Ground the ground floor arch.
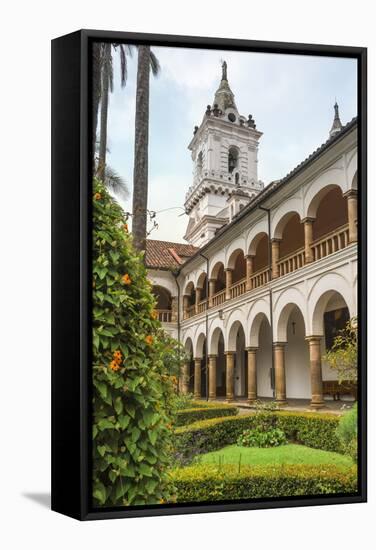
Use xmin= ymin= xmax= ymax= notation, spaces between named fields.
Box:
xmin=284 ymin=305 xmax=311 ymax=399
xmin=255 ymin=316 xmax=273 ymax=399
xmin=181 ymin=337 xmax=194 ymax=394
xmin=180 ymin=279 xmax=356 ymax=408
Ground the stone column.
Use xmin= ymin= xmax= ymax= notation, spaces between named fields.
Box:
xmin=194 ymin=358 xmax=202 ymax=399
xmin=209 ymin=278 xmax=216 ymax=307
xmin=183 ymin=295 xmax=189 ymax=320
xmin=225 ymin=269 xmax=233 ymax=300
xmin=225 ymin=352 xmax=235 ymax=402
xmin=302 ymin=217 xmax=314 ymax=263
xmin=271 ymin=239 xmax=281 ymax=279
xmin=306 ymin=336 xmax=325 ymax=409
xmin=171 ymin=296 xmax=178 ymax=323
xmin=195 ymin=287 xmax=202 ymax=314
xmin=273 ymin=343 xmax=287 ymax=404
xmin=208 ymin=355 xmax=217 ymax=400
xmin=180 ymin=362 xmax=190 ymax=395
xmin=245 ymin=255 xmax=254 ymax=291
xmin=345 ymin=190 xmax=358 ymax=243
xmin=246 ymin=347 xmax=258 ymax=403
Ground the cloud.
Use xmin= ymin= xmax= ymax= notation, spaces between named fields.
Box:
xmin=105 ymin=45 xmax=357 ymax=243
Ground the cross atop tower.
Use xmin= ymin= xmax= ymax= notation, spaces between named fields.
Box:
xmin=222 ymin=60 xmax=227 ymax=81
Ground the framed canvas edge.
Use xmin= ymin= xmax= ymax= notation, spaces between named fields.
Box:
xmin=51 ymin=29 xmax=367 ymax=521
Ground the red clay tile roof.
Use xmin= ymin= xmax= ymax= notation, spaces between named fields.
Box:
xmin=145 ymin=239 xmax=198 ymax=270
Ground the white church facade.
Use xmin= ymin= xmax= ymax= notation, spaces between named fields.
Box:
xmin=145 ymin=63 xmax=358 ymax=409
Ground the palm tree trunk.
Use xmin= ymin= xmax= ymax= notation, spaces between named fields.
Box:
xmin=98 ymin=44 xmax=111 ymax=181
xmin=92 ymin=43 xmax=102 ymax=168
xmin=132 ymin=45 xmax=151 ymax=255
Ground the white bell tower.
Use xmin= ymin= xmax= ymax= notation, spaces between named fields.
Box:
xmin=184 ymin=61 xmax=264 ymax=247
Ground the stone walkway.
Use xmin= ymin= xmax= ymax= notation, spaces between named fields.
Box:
xmin=205 ymin=397 xmax=355 ymax=415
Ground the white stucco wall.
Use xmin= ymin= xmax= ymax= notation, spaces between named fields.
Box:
xmin=284 ymin=308 xmax=311 ymax=399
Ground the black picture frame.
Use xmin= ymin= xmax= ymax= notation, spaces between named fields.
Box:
xmin=51 ymin=29 xmax=367 ymax=521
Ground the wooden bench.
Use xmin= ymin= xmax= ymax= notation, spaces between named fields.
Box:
xmin=322 ymin=380 xmax=357 ymax=401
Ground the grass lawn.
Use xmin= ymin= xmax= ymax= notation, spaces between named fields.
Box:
xmin=195 ymin=444 xmax=353 ymax=468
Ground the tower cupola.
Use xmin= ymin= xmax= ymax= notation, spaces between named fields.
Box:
xmin=329 ymin=101 xmax=344 ymax=138
xmin=183 ymin=62 xmax=264 ymax=247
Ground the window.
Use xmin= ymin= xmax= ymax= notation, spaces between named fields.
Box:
xmin=228 ymin=147 xmax=238 ymax=173
xmin=197 ymin=151 xmax=203 ymax=173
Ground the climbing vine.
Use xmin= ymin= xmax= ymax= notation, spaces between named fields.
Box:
xmin=92 ymin=178 xmax=183 ymax=507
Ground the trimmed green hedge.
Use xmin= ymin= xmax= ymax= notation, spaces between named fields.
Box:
xmin=175 ymin=403 xmax=238 ymax=427
xmin=174 ymin=412 xmax=342 ymax=462
xmin=171 ymin=464 xmax=357 ymax=503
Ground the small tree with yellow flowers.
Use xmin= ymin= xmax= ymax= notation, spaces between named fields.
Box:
xmin=92 ymin=178 xmax=184 ymax=507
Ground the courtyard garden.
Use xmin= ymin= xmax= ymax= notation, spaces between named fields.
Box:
xmin=92 ymin=179 xmax=358 ymax=507
xmin=169 ymin=398 xmax=358 ymax=503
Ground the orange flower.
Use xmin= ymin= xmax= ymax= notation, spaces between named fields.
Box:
xmin=145 ymin=335 xmax=154 ymax=346
xmin=123 ymin=223 xmax=129 ymax=233
xmin=113 ymin=350 xmax=122 ymax=365
xmin=122 ymin=274 xmax=132 ymax=285
xmin=94 ymin=192 xmax=101 ymax=200
xmin=109 ymin=360 xmax=120 ymax=372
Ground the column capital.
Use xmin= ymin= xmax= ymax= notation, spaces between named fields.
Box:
xmin=343 ymin=189 xmax=358 ymax=199
xmin=193 ymin=357 xmax=202 ymax=362
xmin=246 ymin=346 xmax=258 ymax=353
xmin=208 ymin=354 xmax=218 ymax=359
xmin=224 ymin=350 xmax=235 ymax=356
xmin=301 ymin=216 xmax=315 ymax=224
xmin=225 ymin=267 xmax=234 ymax=272
xmin=305 ymin=335 xmax=323 ymax=342
xmin=209 ymin=277 xmax=217 ymax=283
xmin=273 ymin=341 xmax=287 ymax=348
xmin=271 ymin=237 xmax=281 ymax=243
xmin=245 ymin=253 xmax=255 ymax=259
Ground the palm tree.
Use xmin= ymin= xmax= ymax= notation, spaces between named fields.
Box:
xmin=97 ymin=43 xmax=112 ymax=180
xmin=132 ymin=46 xmax=160 ymax=253
xmin=92 ymin=42 xmax=102 ymax=164
xmin=97 ymin=43 xmax=130 ymax=181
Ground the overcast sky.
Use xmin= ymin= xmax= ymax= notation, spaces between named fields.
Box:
xmin=105 ymin=46 xmax=357 ymax=243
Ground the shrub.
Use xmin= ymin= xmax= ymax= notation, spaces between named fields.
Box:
xmin=171 ymin=464 xmax=357 ymax=503
xmin=336 ymin=404 xmax=358 ymax=462
xmin=175 ymin=404 xmax=238 ymax=427
xmin=92 ymin=179 xmax=182 ymax=507
xmin=237 ymin=428 xmax=287 ymax=448
xmin=174 ymin=411 xmax=341 ymax=463
xmin=324 ymin=318 xmax=358 ymax=383
xmin=174 ymin=393 xmax=195 ymax=410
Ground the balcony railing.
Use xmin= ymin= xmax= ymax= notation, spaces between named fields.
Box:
xmin=182 ymin=223 xmax=353 ymax=320
xmin=230 ymin=278 xmax=246 ymax=299
xmin=212 ymin=289 xmax=226 ymax=307
xmin=250 ymin=267 xmax=270 ymax=289
xmin=157 ymin=309 xmax=172 ymax=323
xmin=311 ymin=223 xmax=349 ymax=262
xmin=186 ymin=305 xmax=196 ymax=319
xmin=278 ymin=247 xmax=305 ymax=277
xmin=197 ymin=300 xmax=207 ymax=314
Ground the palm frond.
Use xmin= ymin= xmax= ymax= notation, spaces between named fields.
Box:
xmin=108 ymin=53 xmax=114 ymax=93
xmin=103 ymin=165 xmax=129 ymax=200
xmin=113 ymin=44 xmax=129 ymax=88
xmin=149 ymin=50 xmax=161 ymax=77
